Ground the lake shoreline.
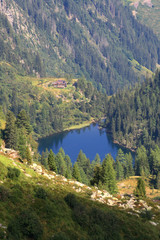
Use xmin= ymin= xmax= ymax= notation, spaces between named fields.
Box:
xmin=113 ymin=140 xmax=136 ymax=153
xmin=37 ymin=117 xmax=104 ymax=141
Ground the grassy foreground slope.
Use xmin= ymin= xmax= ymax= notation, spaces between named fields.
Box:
xmin=0 ymin=153 xmax=160 ymax=240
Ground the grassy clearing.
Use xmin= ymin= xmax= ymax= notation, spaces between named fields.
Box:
xmin=118 ymin=176 xmax=160 ymax=198
xmin=130 ymin=59 xmax=153 ymax=78
xmin=64 ymin=120 xmax=94 ymax=131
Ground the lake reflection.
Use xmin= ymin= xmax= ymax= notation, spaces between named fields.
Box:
xmin=38 ymin=123 xmax=134 ymax=163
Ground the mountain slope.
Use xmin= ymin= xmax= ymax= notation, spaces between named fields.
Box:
xmin=104 ymin=70 xmax=160 ymax=149
xmin=0 ymin=153 xmax=160 ymax=239
xmin=125 ymin=0 xmax=160 ymax=40
xmin=0 ymin=0 xmax=160 ymax=94
xmin=0 ymin=63 xmax=107 ymax=138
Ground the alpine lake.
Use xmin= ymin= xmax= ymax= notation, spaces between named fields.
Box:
xmin=38 ymin=123 xmax=135 ymax=164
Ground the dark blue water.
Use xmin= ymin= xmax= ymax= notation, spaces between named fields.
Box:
xmin=38 ymin=123 xmax=135 ymax=163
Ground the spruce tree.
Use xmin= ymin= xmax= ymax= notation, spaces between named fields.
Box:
xmin=135 ymin=146 xmax=150 ymax=177
xmin=48 ymin=149 xmax=57 ymax=172
xmin=156 ymin=171 xmax=160 ymax=189
xmin=4 ymin=111 xmax=17 ymax=149
xmin=16 ymin=109 xmax=32 ymax=134
xmin=101 ymin=154 xmax=117 ymax=194
xmin=76 ymin=150 xmax=89 ymax=173
xmin=134 ymin=178 xmax=146 ymax=197
xmin=115 ymin=159 xmax=124 ymax=181
xmin=26 ymin=146 xmax=32 ymax=165
xmin=93 ymin=153 xmax=101 ymax=165
xmin=124 ymin=153 xmax=134 ymax=178
xmin=59 ymin=147 xmax=65 ymax=159
xmin=90 ymin=164 xmax=102 ymax=186
xmin=72 ymin=162 xmax=81 ymax=182
xmin=64 ymin=155 xmax=72 ymax=179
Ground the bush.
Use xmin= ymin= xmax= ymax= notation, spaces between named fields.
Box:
xmin=0 ymin=162 xmax=7 ymax=180
xmin=140 ymin=210 xmax=153 ymax=220
xmin=35 ymin=187 xmax=47 ymax=199
xmin=0 ymin=185 xmax=9 ymax=201
xmin=7 ymin=209 xmax=43 ymax=240
xmin=50 ymin=232 xmax=70 ymax=240
xmin=64 ymin=193 xmax=77 ymax=209
xmin=0 ymin=228 xmax=5 ymax=239
xmin=7 ymin=167 xmax=20 ymax=180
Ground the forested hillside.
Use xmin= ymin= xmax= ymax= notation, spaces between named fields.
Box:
xmin=125 ymin=0 xmax=160 ymax=40
xmin=0 ymin=0 xmax=160 ymax=94
xmin=0 ymin=12 xmax=45 ymax=77
xmin=0 ymin=63 xmax=107 ymax=138
xmin=104 ymin=70 xmax=160 ymax=150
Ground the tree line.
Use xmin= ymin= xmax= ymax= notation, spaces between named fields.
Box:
xmin=2 ymin=108 xmax=160 ymax=193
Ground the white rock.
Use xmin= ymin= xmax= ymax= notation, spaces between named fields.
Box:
xmin=149 ymin=221 xmax=158 ymax=226
xmin=107 ymin=199 xmax=115 ymax=206
xmin=43 ymin=173 xmax=51 ymax=179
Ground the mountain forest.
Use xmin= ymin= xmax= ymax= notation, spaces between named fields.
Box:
xmin=1 ymin=0 xmax=160 ymax=239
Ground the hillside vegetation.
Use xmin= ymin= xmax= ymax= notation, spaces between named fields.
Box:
xmin=0 ymin=0 xmax=160 ymax=94
xmin=0 ymin=62 xmax=107 ymax=138
xmin=0 ymin=153 xmax=160 ymax=240
xmin=125 ymin=0 xmax=160 ymax=40
xmin=104 ymin=70 xmax=160 ymax=150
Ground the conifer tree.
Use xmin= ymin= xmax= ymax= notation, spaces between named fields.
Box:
xmin=156 ymin=172 xmax=160 ymax=189
xmin=72 ymin=162 xmax=81 ymax=182
xmin=48 ymin=149 xmax=57 ymax=172
xmin=115 ymin=159 xmax=124 ymax=181
xmin=4 ymin=111 xmax=17 ymax=149
xmin=90 ymin=164 xmax=102 ymax=186
xmin=149 ymin=146 xmax=160 ymax=175
xmin=116 ymin=149 xmax=125 ymax=163
xmin=93 ymin=153 xmax=101 ymax=165
xmin=59 ymin=147 xmax=65 ymax=159
xmin=64 ymin=155 xmax=72 ymax=179
xmin=18 ymin=129 xmax=27 ymax=160
xmin=55 ymin=152 xmax=67 ymax=175
xmin=76 ymin=150 xmax=89 ymax=173
xmin=41 ymin=151 xmax=48 ymax=169
xmin=134 ymin=178 xmax=146 ymax=197
xmin=124 ymin=153 xmax=134 ymax=178
xmin=16 ymin=109 xmax=32 ymax=134
xmin=101 ymin=154 xmax=117 ymax=194
xmin=135 ymin=146 xmax=150 ymax=177
xmin=26 ymin=146 xmax=32 ymax=165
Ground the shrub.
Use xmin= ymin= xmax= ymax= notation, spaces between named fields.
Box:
xmin=7 ymin=167 xmax=20 ymax=180
xmin=0 ymin=185 xmax=9 ymax=201
xmin=140 ymin=210 xmax=153 ymax=220
xmin=64 ymin=193 xmax=77 ymax=208
xmin=7 ymin=209 xmax=43 ymax=240
xmin=50 ymin=232 xmax=70 ymax=240
xmin=0 ymin=162 xmax=7 ymax=180
xmin=35 ymin=187 xmax=47 ymax=199
xmin=0 ymin=228 xmax=5 ymax=239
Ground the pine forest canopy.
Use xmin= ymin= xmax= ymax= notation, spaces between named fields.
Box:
xmin=104 ymin=70 xmax=160 ymax=150
xmin=0 ymin=0 xmax=160 ymax=94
